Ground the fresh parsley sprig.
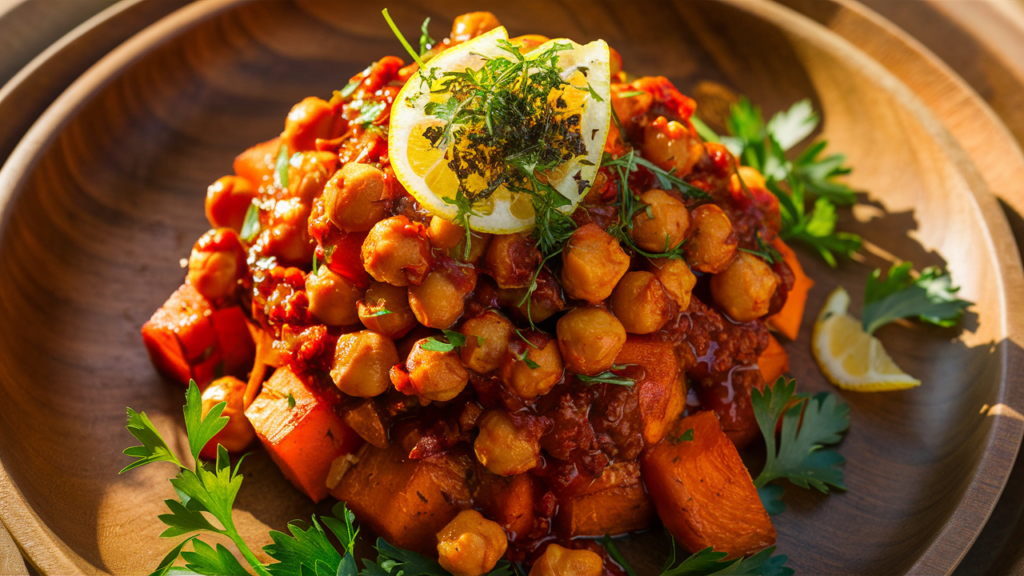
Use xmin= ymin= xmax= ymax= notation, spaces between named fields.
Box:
xmin=751 ymin=378 xmax=850 ymax=516
xmin=607 ymin=531 xmax=792 ymax=576
xmin=861 ymin=262 xmax=972 ymax=334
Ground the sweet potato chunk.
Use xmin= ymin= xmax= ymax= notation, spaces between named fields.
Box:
xmin=473 ymin=470 xmax=539 ymax=541
xmin=210 ymin=306 xmax=256 ymax=378
xmin=333 ymin=443 xmax=473 ymax=554
xmin=556 ymin=462 xmax=655 ymax=537
xmin=614 ymin=336 xmax=684 ymax=444
xmin=757 ymin=334 xmax=789 ymax=385
xmin=142 ymin=284 xmax=221 ymax=386
xmin=641 ymin=411 xmax=775 ymax=559
xmin=245 ymin=366 xmax=362 ymax=502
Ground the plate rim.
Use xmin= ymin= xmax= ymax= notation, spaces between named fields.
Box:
xmin=0 ymin=0 xmax=1021 ymax=573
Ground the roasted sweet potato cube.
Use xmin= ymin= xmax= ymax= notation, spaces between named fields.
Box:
xmin=245 ymin=366 xmax=362 ymax=502
xmin=757 ymin=334 xmax=789 ymax=386
xmin=614 ymin=336 xmax=684 ymax=444
xmin=556 ymin=462 xmax=655 ymax=537
xmin=473 ymin=470 xmax=539 ymax=541
xmin=210 ymin=306 xmax=256 ymax=378
xmin=332 ymin=443 xmax=473 ymax=554
xmin=641 ymin=411 xmax=775 ymax=559
xmin=142 ymin=283 xmax=220 ymax=386
xmin=341 ymin=399 xmax=389 ymax=449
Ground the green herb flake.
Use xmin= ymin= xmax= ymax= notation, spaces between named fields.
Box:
xmin=366 ymin=309 xmax=393 ymax=318
xmin=861 ymin=262 xmax=972 ymax=334
xmin=668 ymin=428 xmax=694 ymax=445
xmin=274 ymin=144 xmax=290 ymax=190
xmin=421 ymin=329 xmax=470 ymax=352
xmin=286 ymin=393 xmax=296 ymax=409
xmin=240 ymin=201 xmax=261 ymax=242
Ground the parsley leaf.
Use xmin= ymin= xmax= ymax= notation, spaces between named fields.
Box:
xmin=577 ymin=365 xmax=635 ymax=387
xmin=264 ymin=517 xmax=343 ymax=576
xmin=240 ymin=201 xmax=261 ymax=243
xmin=658 ymin=538 xmax=793 ymax=576
xmin=421 ymin=329 xmax=471 ymax=352
xmin=861 ymin=262 xmax=972 ymax=334
xmin=738 ymin=231 xmax=781 ymax=265
xmin=751 ymin=378 xmax=850 ymax=514
xmin=764 ymin=99 xmax=817 ymax=151
xmin=122 ymin=407 xmax=183 ymax=473
xmin=791 ymin=140 xmax=855 ymax=205
xmin=769 ymin=178 xmax=861 ymax=268
xmin=669 ymin=428 xmax=694 ymax=445
xmin=181 ymin=539 xmax=251 ymax=576
xmin=184 ymin=380 xmax=228 ymax=464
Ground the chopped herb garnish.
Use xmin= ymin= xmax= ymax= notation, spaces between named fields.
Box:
xmin=418 ymin=17 xmax=435 ymax=57
xmin=286 ymin=393 xmax=296 ymax=409
xmin=421 ymin=329 xmax=473 ymax=352
xmin=339 ymin=79 xmax=359 ymax=100
xmin=602 ymin=536 xmax=637 ymax=576
xmin=274 ymin=144 xmax=290 ymax=190
xmin=738 ymin=231 xmax=781 ymax=264
xmin=751 ymin=378 xmax=850 ymax=515
xmin=311 ymin=253 xmax=319 ymax=275
xmin=240 ymin=201 xmax=261 ymax=242
xmin=577 ymin=365 xmax=635 ymax=387
xmin=366 ymin=309 xmax=393 ymax=318
xmin=616 ymin=90 xmax=646 ymax=98
xmin=354 ymin=99 xmax=386 ymax=128
xmin=381 ymin=9 xmax=425 ymax=68
xmin=668 ymin=428 xmax=694 ymax=445
xmin=861 ymin=262 xmax=972 ymax=334
xmin=658 ymin=536 xmax=793 ymax=576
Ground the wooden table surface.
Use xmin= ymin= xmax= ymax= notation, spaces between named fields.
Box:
xmin=0 ymin=0 xmax=1022 ymax=574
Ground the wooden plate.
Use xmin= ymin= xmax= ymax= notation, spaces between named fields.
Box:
xmin=1 ymin=0 xmax=1022 ymax=574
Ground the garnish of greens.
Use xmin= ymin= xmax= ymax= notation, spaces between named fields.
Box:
xmin=123 ymin=381 xmax=801 ymax=575
xmin=751 ymin=378 xmax=850 ymax=516
xmin=696 ymin=98 xmax=862 ymax=267
xmin=421 ymin=329 xmax=480 ymax=352
xmin=577 ymin=364 xmax=635 ymax=387
xmin=861 ymin=262 xmax=972 ymax=335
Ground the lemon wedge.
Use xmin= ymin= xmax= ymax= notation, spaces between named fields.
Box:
xmin=811 ymin=287 xmax=921 ymax=391
xmin=388 ymin=26 xmax=611 ymax=234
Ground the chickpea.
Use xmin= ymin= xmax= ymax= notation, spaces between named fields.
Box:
xmin=451 ymin=12 xmax=501 ymax=44
xmin=187 ymin=229 xmax=246 ymax=302
xmin=305 ymin=267 xmax=364 ymax=326
xmin=731 ymin=165 xmax=767 ymax=192
xmin=561 ymin=223 xmax=630 ymax=304
xmin=610 ymin=84 xmax=652 ymax=132
xmin=474 ymin=410 xmax=541 ymax=476
xmin=486 ymin=233 xmax=541 ymax=289
xmin=361 ymin=216 xmax=434 ymax=286
xmin=499 ymin=332 xmax=563 ymax=399
xmin=409 ymin=261 xmax=477 ymax=329
xmin=647 ymin=258 xmax=696 ymax=310
xmin=394 ymin=339 xmax=469 ymax=402
xmin=205 ymin=176 xmax=255 ymax=231
xmin=330 ymin=330 xmax=398 ymax=397
xmin=436 ymin=510 xmax=508 ymax=576
xmin=451 ymin=231 xmax=491 ymax=263
xmin=686 ymin=204 xmax=737 ymax=274
xmin=324 ymin=163 xmax=388 ymax=232
xmin=428 ymin=216 xmax=465 ymax=250
xmin=291 ymin=151 xmax=338 ymax=203
xmin=358 ymin=281 xmax=417 ymax=338
xmin=199 ymin=376 xmax=255 ymax=459
xmin=264 ymin=196 xmax=315 ymax=265
xmin=282 ymin=96 xmax=339 ymax=152
xmin=710 ymin=252 xmax=779 ymax=322
xmin=499 ymin=269 xmax=564 ymax=324
xmin=631 ymin=189 xmax=690 ymax=253
xmin=610 ymin=271 xmax=672 ymax=334
xmin=642 ymin=115 xmax=703 ymax=178
xmin=460 ymin=310 xmax=514 ymax=373
xmin=556 ymin=308 xmax=626 ymax=376
xmin=529 ymin=544 xmax=603 ymax=576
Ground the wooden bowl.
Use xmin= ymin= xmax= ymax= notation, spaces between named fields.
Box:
xmin=1 ymin=1 xmax=1022 ymax=574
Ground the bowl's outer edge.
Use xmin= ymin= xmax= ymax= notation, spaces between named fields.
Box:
xmin=0 ymin=0 xmax=1022 ymax=574
xmin=721 ymin=1 xmax=1024 ymax=574
xmin=0 ymin=2 xmax=255 ymax=573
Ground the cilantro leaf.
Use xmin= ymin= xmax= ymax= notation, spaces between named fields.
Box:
xmin=121 ymin=407 xmax=183 ymax=473
xmin=757 ymin=484 xmax=786 ymax=517
xmin=264 ymin=517 xmax=343 ymax=576
xmin=240 ymin=201 xmax=262 ymax=243
xmin=669 ymin=428 xmax=694 ymax=445
xmin=184 ymin=380 xmax=228 ymax=464
xmin=321 ymin=503 xmax=360 ymax=557
xmin=861 ymin=263 xmax=972 ymax=334
xmin=752 ymin=379 xmax=850 ymax=510
xmin=421 ymin=329 xmax=470 ymax=352
xmin=791 ymin=141 xmax=855 ymax=206
xmin=711 ymin=546 xmax=793 ymax=576
xmin=180 ymin=539 xmax=250 ymax=576
xmin=765 ymin=99 xmax=818 ymax=151
xmin=770 ymin=179 xmax=861 ymax=268
xmin=373 ymin=538 xmax=449 ymax=576
xmin=274 ymin=144 xmax=290 ymax=190
xmin=354 ymin=100 xmax=386 ymax=128
xmin=149 ymin=536 xmax=199 ymax=576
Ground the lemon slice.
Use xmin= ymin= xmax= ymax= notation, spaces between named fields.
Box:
xmin=811 ymin=287 xmax=921 ymax=391
xmin=389 ymin=26 xmax=611 ymax=234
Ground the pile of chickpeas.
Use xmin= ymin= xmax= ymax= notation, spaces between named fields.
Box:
xmin=182 ymin=12 xmax=786 ymax=576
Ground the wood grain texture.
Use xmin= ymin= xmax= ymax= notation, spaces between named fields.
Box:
xmin=0 ymin=0 xmax=1021 ymax=574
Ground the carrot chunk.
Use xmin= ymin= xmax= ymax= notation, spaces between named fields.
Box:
xmin=233 ymin=137 xmax=280 ymax=188
xmin=142 ymin=284 xmax=220 ymax=386
xmin=757 ymin=334 xmax=789 ymax=385
xmin=614 ymin=336 xmax=684 ymax=444
xmin=473 ymin=470 xmax=540 ymax=541
xmin=767 ymin=238 xmax=814 ymax=340
xmin=245 ymin=366 xmax=362 ymax=502
xmin=332 ymin=443 xmax=473 ymax=554
xmin=641 ymin=411 xmax=776 ymax=559
xmin=556 ymin=462 xmax=655 ymax=537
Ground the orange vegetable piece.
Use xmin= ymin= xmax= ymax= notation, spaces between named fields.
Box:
xmin=142 ymin=283 xmax=221 ymax=387
xmin=473 ymin=470 xmax=540 ymax=541
xmin=209 ymin=306 xmax=256 ymax=378
xmin=641 ymin=411 xmax=776 ymax=559
xmin=233 ymin=136 xmax=280 ymax=188
xmin=556 ymin=462 xmax=655 ymax=537
xmin=245 ymin=366 xmax=362 ymax=502
xmin=613 ymin=336 xmax=684 ymax=444
xmin=332 ymin=443 xmax=473 ymax=554
xmin=757 ymin=334 xmax=789 ymax=385
xmin=767 ymin=238 xmax=814 ymax=340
